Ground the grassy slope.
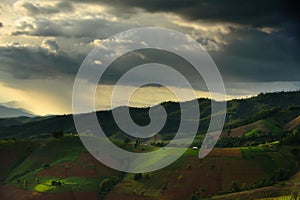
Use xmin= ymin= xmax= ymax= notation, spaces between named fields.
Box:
xmin=1 ymin=136 xmax=125 ymax=198
xmin=104 ymin=146 xmax=296 ymax=200
xmin=211 ymin=146 xmax=298 ymax=200
xmin=229 ymin=119 xmax=283 ymax=138
xmin=0 ymin=140 xmax=35 ymax=182
xmin=0 ymin=136 xmax=298 ymax=199
xmin=284 ymin=115 xmax=300 ymax=131
xmin=1 ymin=91 xmax=300 ymax=140
xmin=3 ymin=136 xmax=87 ymax=183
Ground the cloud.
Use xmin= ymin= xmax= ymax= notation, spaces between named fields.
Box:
xmin=41 ymin=39 xmax=59 ymax=53
xmin=210 ymin=29 xmax=300 ymax=82
xmin=21 ymin=1 xmax=74 ymax=15
xmin=0 ymin=41 xmax=83 ymax=80
xmin=1 ymin=0 xmax=299 ymax=115
xmin=4 ymin=0 xmax=300 ymax=84
xmin=225 ymin=81 xmax=300 ymax=98
xmin=8 ymin=26 xmax=299 ymax=85
xmin=71 ymin=0 xmax=297 ymax=24
xmin=72 ymin=0 xmax=299 ymax=41
xmin=95 ymin=48 xmax=206 ymax=90
xmin=83 ymin=27 xmax=300 ymax=85
xmin=11 ymin=17 xmax=133 ymax=38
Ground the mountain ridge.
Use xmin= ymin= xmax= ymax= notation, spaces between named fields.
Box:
xmin=0 ymin=90 xmax=299 ymax=139
xmin=0 ymin=105 xmax=34 ymax=118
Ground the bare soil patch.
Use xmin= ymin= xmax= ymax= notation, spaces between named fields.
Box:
xmin=37 ymin=152 xmax=116 ymax=178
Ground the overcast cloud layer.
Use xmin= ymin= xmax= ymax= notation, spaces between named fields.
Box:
xmin=0 ymin=0 xmax=299 ymax=115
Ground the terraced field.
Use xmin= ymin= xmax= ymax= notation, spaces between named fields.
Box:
xmin=0 ymin=136 xmax=298 ymax=200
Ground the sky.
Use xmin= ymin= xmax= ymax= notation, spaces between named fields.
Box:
xmin=0 ymin=0 xmax=299 ymax=115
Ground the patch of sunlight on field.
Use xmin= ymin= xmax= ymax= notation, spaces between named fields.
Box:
xmin=34 ymin=180 xmax=55 ymax=192
xmin=33 ymin=177 xmax=101 ymax=193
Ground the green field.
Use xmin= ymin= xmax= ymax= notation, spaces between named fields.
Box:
xmin=1 ymin=92 xmax=300 ymax=200
xmin=0 ymin=138 xmax=299 ymax=200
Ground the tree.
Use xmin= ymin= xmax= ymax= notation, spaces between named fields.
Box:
xmin=43 ymin=163 xmax=50 ymax=169
xmin=99 ymin=178 xmax=112 ymax=192
xmin=241 ymin=182 xmax=247 ymax=190
xmin=51 ymin=130 xmax=64 ymax=138
xmin=51 ymin=180 xmax=62 ymax=186
xmin=291 ymin=148 xmax=300 ymax=157
xmin=23 ymin=180 xmax=27 ymax=189
xmin=230 ymin=181 xmax=240 ymax=192
xmin=124 ymin=138 xmax=130 ymax=144
xmin=190 ymin=194 xmax=198 ymax=200
xmin=134 ymin=139 xmax=140 ymax=148
xmin=99 ymin=173 xmax=125 ymax=198
xmin=133 ymin=173 xmax=142 ymax=181
xmin=291 ymin=191 xmax=299 ymax=200
xmin=177 ymin=175 xmax=183 ymax=182
xmin=271 ymin=168 xmax=289 ymax=182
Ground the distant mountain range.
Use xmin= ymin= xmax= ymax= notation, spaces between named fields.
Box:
xmin=0 ymin=91 xmax=300 ymax=140
xmin=0 ymin=105 xmax=34 ymax=118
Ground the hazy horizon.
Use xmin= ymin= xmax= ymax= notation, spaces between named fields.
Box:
xmin=1 ymin=88 xmax=300 ymax=117
xmin=1 ymin=0 xmax=299 ymax=115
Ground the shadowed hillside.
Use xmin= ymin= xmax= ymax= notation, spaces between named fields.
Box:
xmin=0 ymin=91 xmax=300 ymax=140
xmin=1 ymin=91 xmax=300 ymax=200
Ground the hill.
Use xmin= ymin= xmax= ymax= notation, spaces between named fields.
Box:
xmin=1 ymin=91 xmax=300 ymax=200
xmin=1 ymin=91 xmax=300 ymax=140
xmin=284 ymin=115 xmax=300 ymax=131
xmin=228 ymin=119 xmax=282 ymax=138
xmin=0 ymin=116 xmax=52 ymax=128
xmin=0 ymin=105 xmax=34 ymax=118
xmin=0 ymin=136 xmax=298 ymax=200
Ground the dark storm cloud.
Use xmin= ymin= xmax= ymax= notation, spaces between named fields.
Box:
xmin=0 ymin=44 xmax=83 ymax=79
xmin=86 ymin=0 xmax=298 ymax=82
xmin=12 ymin=17 xmax=134 ymax=38
xmin=100 ymin=32 xmax=300 ymax=84
xmin=11 ymin=18 xmax=95 ymax=37
xmin=70 ymin=0 xmax=299 ymax=41
xmin=7 ymin=0 xmax=300 ymax=83
xmin=99 ymin=48 xmax=207 ymax=90
xmin=22 ymin=1 xmax=74 ymax=15
xmin=42 ymin=39 xmax=59 ymax=51
xmin=211 ymin=29 xmax=300 ymax=82
xmin=71 ymin=0 xmax=298 ymax=25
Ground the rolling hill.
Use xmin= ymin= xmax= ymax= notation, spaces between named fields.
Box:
xmin=228 ymin=119 xmax=282 ymax=138
xmin=0 ymin=136 xmax=298 ymax=200
xmin=284 ymin=115 xmax=300 ymax=131
xmin=1 ymin=91 xmax=300 ymax=200
xmin=0 ymin=91 xmax=300 ymax=140
xmin=0 ymin=105 xmax=34 ymax=118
